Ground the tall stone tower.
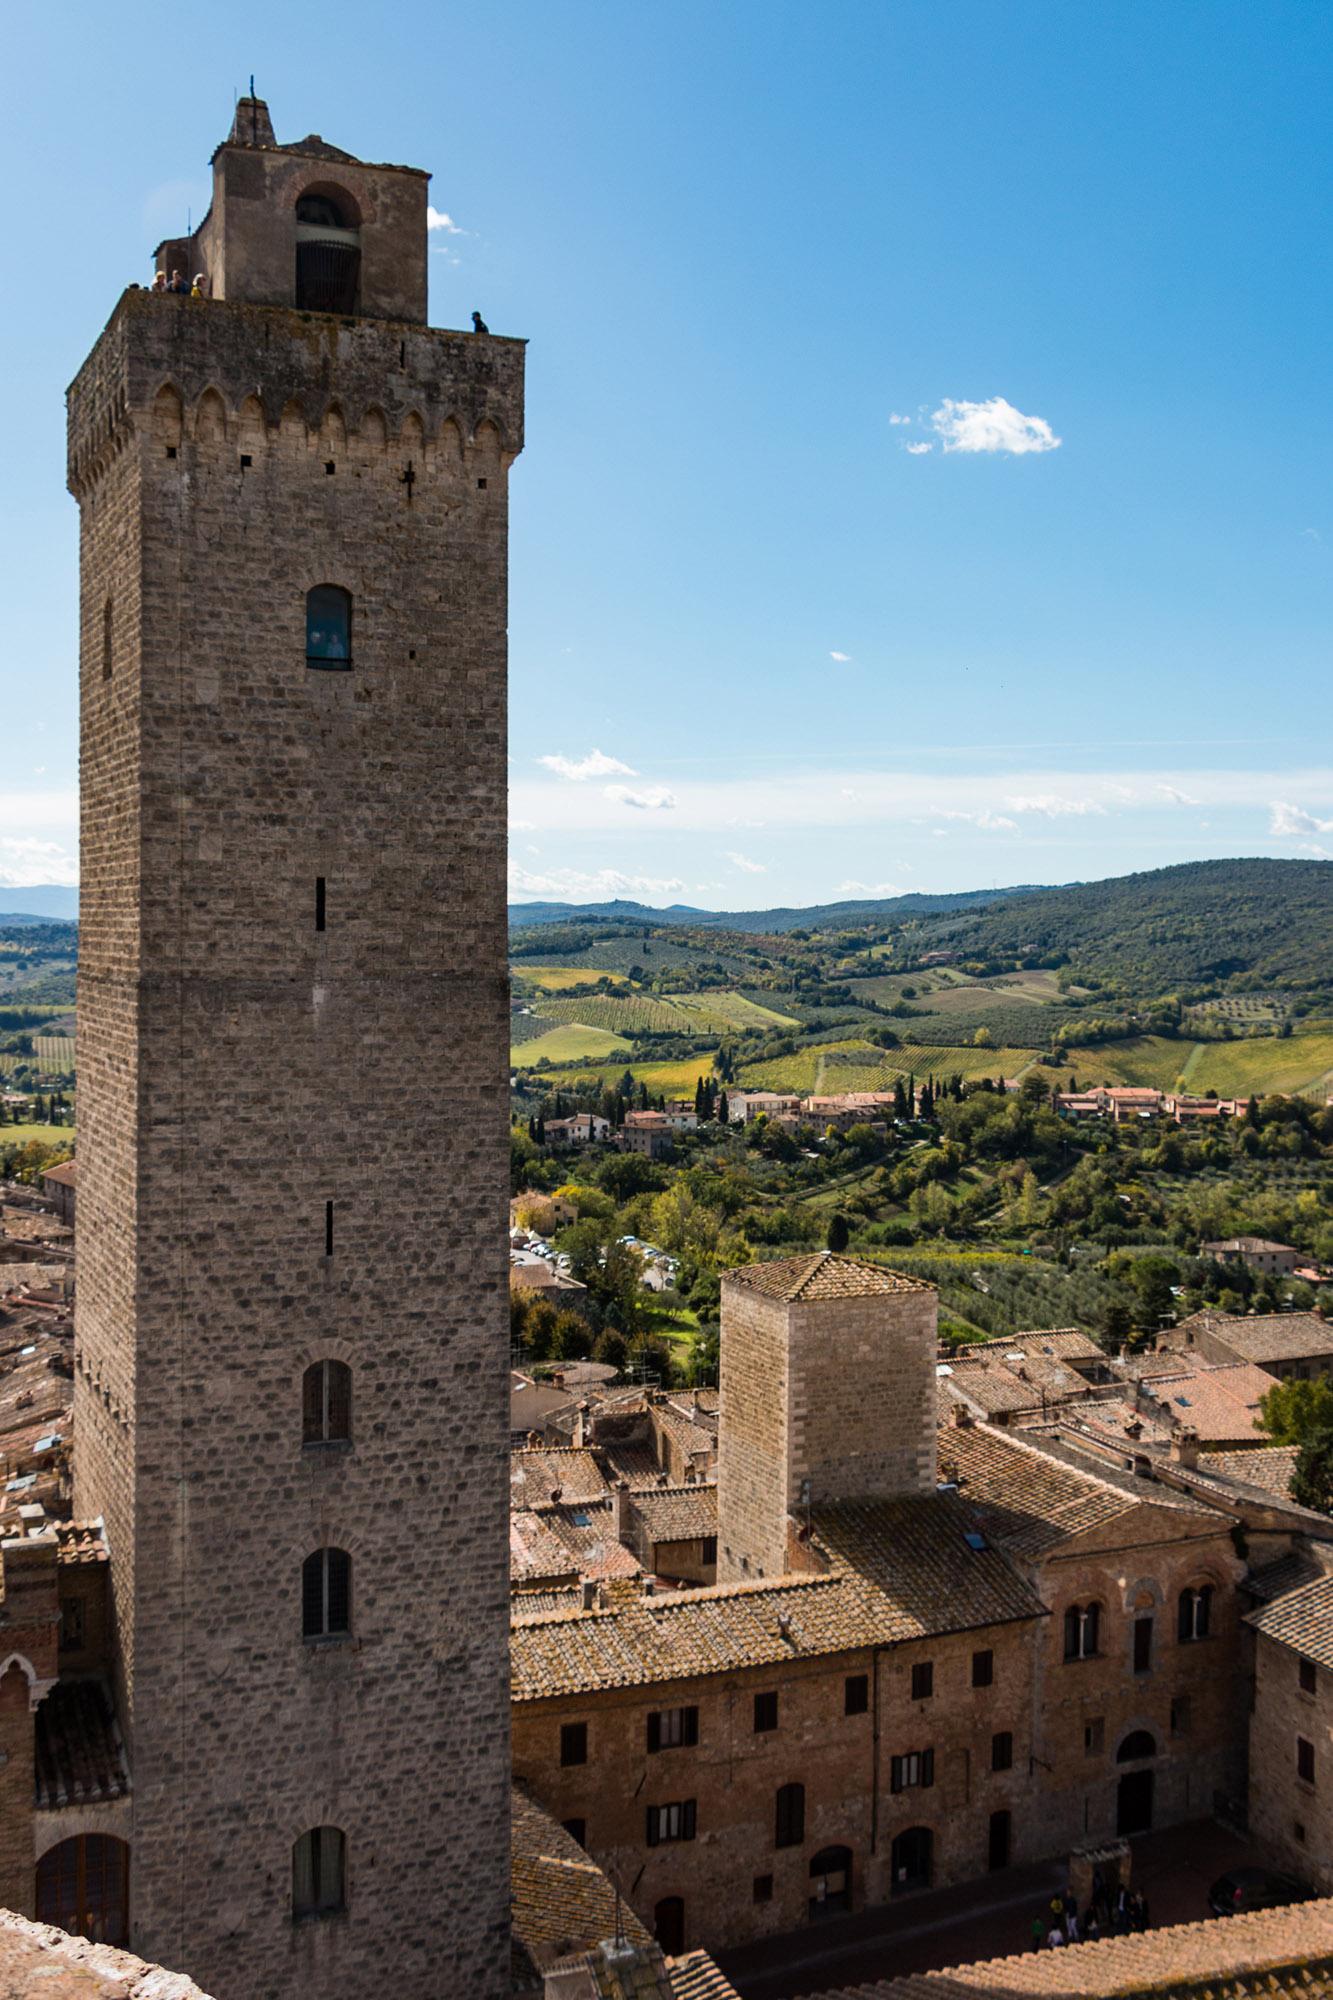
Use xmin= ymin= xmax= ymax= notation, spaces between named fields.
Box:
xmin=717 ymin=1252 xmax=937 ymax=1582
xmin=66 ymin=100 xmax=521 ymax=1998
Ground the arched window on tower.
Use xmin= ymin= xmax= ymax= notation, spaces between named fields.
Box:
xmin=292 ymin=1826 xmax=346 ymax=1920
xmin=1178 ymin=1584 xmax=1213 ymax=1643
xmin=302 ymin=1547 xmax=351 ymax=1640
xmin=303 ymin=1360 xmax=351 ymax=1447
xmin=306 ymin=585 xmax=352 ymax=668
xmin=295 ymin=190 xmax=361 ymax=313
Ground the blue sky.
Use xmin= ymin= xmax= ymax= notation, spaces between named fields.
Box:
xmin=4 ymin=1 xmax=1331 ymax=908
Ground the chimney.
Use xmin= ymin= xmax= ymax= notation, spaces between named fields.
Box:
xmin=581 ymin=1579 xmax=598 ymax=1612
xmin=1172 ymin=1427 xmax=1200 ymax=1470
xmin=613 ymin=1481 xmax=632 ymax=1544
xmin=573 ymin=1400 xmax=589 ymax=1449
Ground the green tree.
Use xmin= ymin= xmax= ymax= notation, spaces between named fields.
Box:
xmin=826 ymin=1212 xmax=850 ymax=1253
xmin=1292 ymin=1425 xmax=1333 ymax=1514
xmin=1258 ymin=1377 xmax=1333 ymax=1447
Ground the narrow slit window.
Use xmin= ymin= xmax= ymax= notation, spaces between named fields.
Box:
xmin=325 ymin=1201 xmax=334 ymax=1257
xmin=102 ymin=599 xmax=113 ymax=681
xmin=306 ymin=585 xmax=353 ymax=669
xmin=303 ymin=1361 xmax=351 ymax=1446
xmin=315 ymin=878 xmax=326 ymax=932
xmin=302 ymin=1548 xmax=351 ymax=1639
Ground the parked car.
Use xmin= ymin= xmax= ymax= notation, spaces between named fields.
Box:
xmin=1207 ymin=1867 xmax=1314 ymax=1917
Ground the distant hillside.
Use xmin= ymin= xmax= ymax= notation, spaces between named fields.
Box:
xmin=508 ymin=885 xmax=1042 ymax=933
xmin=0 ymin=887 xmax=78 ymax=921
xmin=921 ymin=858 xmax=1332 ymax=990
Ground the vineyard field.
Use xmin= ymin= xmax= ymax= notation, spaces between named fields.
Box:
xmin=535 ymin=994 xmax=687 ymax=1034
xmin=33 ymin=1037 xmax=76 ymax=1070
xmin=737 ymin=1039 xmax=1038 ymax=1094
xmin=1063 ymin=1032 xmax=1333 ymax=1097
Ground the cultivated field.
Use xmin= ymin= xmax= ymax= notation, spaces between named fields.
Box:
xmin=1064 ymin=1031 xmax=1333 ymax=1097
xmin=512 ymin=966 xmax=630 ymax=992
xmin=737 ymin=1039 xmax=1037 ymax=1094
xmin=509 ymin=1024 xmax=633 ymax=1068
xmin=32 ymin=1037 xmax=76 ymax=1070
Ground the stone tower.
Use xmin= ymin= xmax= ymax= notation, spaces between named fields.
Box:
xmin=717 ymin=1253 xmax=937 ymax=1582
xmin=67 ymin=100 xmax=521 ymax=1998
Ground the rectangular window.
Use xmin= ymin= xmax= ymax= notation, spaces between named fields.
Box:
xmin=753 ymin=1874 xmax=773 ymax=1903
xmin=754 ymin=1690 xmax=778 ymax=1733
xmin=315 ymin=877 xmax=326 ymax=932
xmin=1300 ymin=1657 xmax=1318 ymax=1695
xmin=561 ymin=1722 xmax=588 ymax=1768
xmin=1133 ymin=1617 xmax=1153 ymax=1675
xmin=1298 ymin=1736 xmax=1316 ymax=1787
xmin=991 ymin=1731 xmax=1013 ymax=1773
xmin=647 ymin=1706 xmax=699 ymax=1752
xmin=890 ymin=1749 xmax=934 ymax=1793
xmin=911 ymin=1661 xmax=934 ymax=1701
xmin=774 ymin=1783 xmax=805 ymax=1848
xmin=1084 ymin=1718 xmax=1105 ymax=1755
xmin=701 ymin=1536 xmax=717 ymax=1564
xmin=59 ymin=1596 xmax=85 ymax=1652
xmin=646 ymin=1800 xmax=696 ymax=1847
xmin=844 ymin=1674 xmax=869 ymax=1716
xmin=1064 ymin=1604 xmax=1099 ymax=1661
xmin=1170 ymin=1696 xmax=1191 ymax=1737
xmin=972 ymin=1649 xmax=994 ymax=1689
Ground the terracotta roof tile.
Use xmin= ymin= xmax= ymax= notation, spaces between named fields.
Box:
xmin=55 ymin=1520 xmax=109 ymax=1566
xmin=725 ymin=1252 xmax=930 ymax=1303
xmin=34 ymin=1679 xmax=129 ymax=1810
xmin=1201 ymin=1445 xmax=1300 ymax=1500
xmin=511 ymin=1447 xmax=611 ymax=1511
xmin=1248 ymin=1572 xmax=1333 ymax=1668
xmin=1193 ymin=1311 xmax=1333 ymax=1366
xmin=811 ymin=1895 xmax=1333 ymax=1997
xmin=938 ymin=1424 xmax=1204 ymax=1560
xmin=511 ymin=1784 xmax=652 ymax=1981
xmin=629 ymin=1486 xmax=717 ymax=1543
xmin=667 ymin=1951 xmax=741 ymax=1999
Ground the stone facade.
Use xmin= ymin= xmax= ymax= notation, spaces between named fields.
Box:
xmin=718 ymin=1257 xmax=936 ymax=1584
xmin=1247 ymin=1575 xmax=1333 ymax=1887
xmin=68 ymin=101 xmax=522 ymax=1998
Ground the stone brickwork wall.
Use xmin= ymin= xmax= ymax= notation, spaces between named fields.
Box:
xmin=68 ymin=287 xmax=522 ymax=1998
xmin=512 ymin=1619 xmax=1038 ymax=1955
xmin=1249 ymin=1630 xmax=1331 ymax=1887
xmin=0 ymin=1667 xmax=36 ymax=1919
xmin=718 ymin=1276 xmax=937 ymax=1585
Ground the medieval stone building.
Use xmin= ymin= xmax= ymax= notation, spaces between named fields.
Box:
xmin=64 ymin=98 xmax=522 ymax=1996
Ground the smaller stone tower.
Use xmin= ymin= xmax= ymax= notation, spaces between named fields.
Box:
xmin=717 ymin=1252 xmax=937 ymax=1583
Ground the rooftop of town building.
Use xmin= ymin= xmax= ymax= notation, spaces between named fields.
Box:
xmin=725 ymin=1252 xmax=930 ymax=1303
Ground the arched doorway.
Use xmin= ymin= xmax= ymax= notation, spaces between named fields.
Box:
xmin=1116 ymin=1729 xmax=1157 ymax=1835
xmin=808 ymin=1845 xmax=853 ymax=1921
xmin=988 ymin=1809 xmax=1011 ymax=1871
xmin=654 ymin=1896 xmax=685 ymax=1956
xmin=36 ymin=1835 xmax=129 ymax=1945
xmin=890 ymin=1826 xmax=932 ymax=1896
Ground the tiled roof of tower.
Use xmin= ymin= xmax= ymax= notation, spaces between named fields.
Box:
xmin=806 ymin=1894 xmax=1333 ymax=1997
xmin=34 ymin=1679 xmax=129 ymax=1810
xmin=726 ymin=1252 xmax=929 ymax=1302
xmin=55 ymin=1520 xmax=109 ymax=1566
xmin=510 ymin=1491 xmax=1041 ymax=1700
xmin=511 ymin=1784 xmax=653 ymax=1984
xmin=1248 ymin=1572 xmax=1333 ymax=1668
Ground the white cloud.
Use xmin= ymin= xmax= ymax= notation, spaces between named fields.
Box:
xmin=603 ymin=784 xmax=677 ymax=811
xmin=508 ymin=818 xmax=535 ymax=832
xmin=727 ymin=851 xmax=766 ymax=874
xmin=0 ymin=837 xmax=79 ymax=888
xmin=889 ymin=413 xmax=911 ymax=426
xmin=1270 ymin=801 xmax=1333 ymax=837
xmin=426 ymin=207 xmax=464 ymax=233
xmin=932 ymin=809 xmax=1018 ymax=832
xmin=834 ymin=879 xmax=903 ymax=898
xmin=931 ymin=397 xmax=1061 ymax=456
xmin=1156 ymin=784 xmax=1200 ymax=806
xmin=538 ymin=748 xmax=637 ymax=782
xmin=904 ymin=441 xmax=934 ymax=455
xmin=1004 ymin=793 xmax=1103 ymax=817
xmin=830 ymin=650 xmax=851 ymax=663
xmin=508 ymin=864 xmax=686 ymax=902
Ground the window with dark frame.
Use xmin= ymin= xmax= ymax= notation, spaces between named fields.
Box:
xmin=1298 ymin=1736 xmax=1316 ymax=1786
xmin=1178 ymin=1585 xmax=1213 ymax=1643
xmin=59 ymin=1596 xmax=85 ymax=1652
xmin=306 ymin=584 xmax=353 ymax=668
xmin=701 ymin=1535 xmax=717 ymax=1564
xmin=302 ymin=1359 xmax=351 ymax=1446
xmin=754 ymin=1690 xmax=778 ymax=1733
xmin=292 ymin=1826 xmax=345 ymax=1920
xmin=774 ymin=1782 xmax=805 ymax=1848
xmin=844 ymin=1674 xmax=869 ymax=1716
xmin=890 ymin=1749 xmax=935 ymax=1793
xmin=972 ymin=1649 xmax=994 ymax=1689
xmin=753 ymin=1874 xmax=773 ymax=1903
xmin=325 ymin=1200 xmax=334 ymax=1257
xmin=645 ymin=1799 xmax=696 ymax=1846
xmin=647 ymin=1706 xmax=699 ymax=1752
xmin=991 ymin=1731 xmax=1013 ymax=1772
xmin=1170 ymin=1695 xmax=1191 ymax=1736
xmin=1300 ymin=1657 xmax=1318 ymax=1695
xmin=1064 ymin=1603 xmax=1100 ymax=1661
xmin=1133 ymin=1616 xmax=1153 ymax=1674
xmin=911 ymin=1661 xmax=934 ymax=1700
xmin=315 ymin=877 xmax=326 ymax=932
xmin=1084 ymin=1717 xmax=1105 ymax=1755
xmin=561 ymin=1722 xmax=588 ymax=1767
xmin=301 ymin=1547 xmax=351 ymax=1640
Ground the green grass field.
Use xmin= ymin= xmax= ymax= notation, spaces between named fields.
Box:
xmin=513 ymin=965 xmax=631 ymax=993
xmin=737 ymin=1039 xmax=1037 ymax=1094
xmin=669 ymin=991 xmax=799 ymax=1032
xmin=0 ymin=1123 xmax=75 ymax=1146
xmin=529 ymin=1052 xmax=722 ymax=1095
xmin=510 ymin=1023 xmax=634 ymax=1068
xmin=1064 ymin=1031 xmax=1333 ymax=1097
